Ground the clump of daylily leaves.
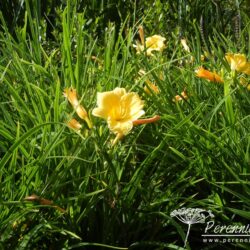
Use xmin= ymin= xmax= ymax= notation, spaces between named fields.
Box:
xmin=64 ymin=28 xmax=250 ymax=146
xmin=64 ymin=87 xmax=160 ymax=146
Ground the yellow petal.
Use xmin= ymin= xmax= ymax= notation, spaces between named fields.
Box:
xmin=225 ymin=53 xmax=248 ymax=72
xmin=145 ymin=35 xmax=166 ymax=50
xmin=108 ymin=118 xmax=133 ymax=135
xmin=92 ymin=89 xmax=123 ymax=119
xmin=92 ymin=87 xmax=145 ymax=137
xmin=121 ymin=93 xmax=144 ymax=120
xmin=242 ymin=62 xmax=250 ymax=75
xmin=134 ymin=35 xmax=166 ymax=56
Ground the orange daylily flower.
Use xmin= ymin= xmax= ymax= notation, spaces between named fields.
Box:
xmin=195 ymin=67 xmax=223 ymax=83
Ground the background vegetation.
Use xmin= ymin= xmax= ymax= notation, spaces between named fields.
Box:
xmin=0 ymin=0 xmax=250 ymax=249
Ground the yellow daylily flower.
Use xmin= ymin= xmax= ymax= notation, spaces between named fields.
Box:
xmin=134 ymin=35 xmax=166 ymax=56
xmin=225 ymin=53 xmax=250 ymax=75
xmin=63 ymin=87 xmax=92 ymax=128
xmin=92 ymin=87 xmax=145 ymax=144
xmin=195 ymin=67 xmax=224 ymax=83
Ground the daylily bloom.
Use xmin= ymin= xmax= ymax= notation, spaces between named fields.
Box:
xmin=195 ymin=67 xmax=223 ymax=83
xmin=67 ymin=118 xmax=82 ymax=131
xmin=63 ymin=87 xmax=92 ymax=128
xmin=173 ymin=90 xmax=188 ymax=102
xmin=134 ymin=34 xmax=166 ymax=56
xmin=225 ymin=53 xmax=250 ymax=75
xmin=92 ymin=88 xmax=145 ymax=143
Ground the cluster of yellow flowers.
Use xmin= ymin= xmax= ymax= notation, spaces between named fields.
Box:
xmin=63 ymin=27 xmax=168 ymax=145
xmin=64 ymin=87 xmax=160 ymax=145
xmin=64 ymin=28 xmax=250 ymax=146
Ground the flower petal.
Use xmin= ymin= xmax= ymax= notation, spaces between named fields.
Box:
xmin=93 ymin=89 xmax=125 ymax=119
xmin=108 ymin=118 xmax=133 ymax=135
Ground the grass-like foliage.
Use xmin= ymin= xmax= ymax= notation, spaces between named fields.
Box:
xmin=0 ymin=1 xmax=250 ymax=249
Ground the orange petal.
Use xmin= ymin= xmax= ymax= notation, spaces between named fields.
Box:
xmin=196 ymin=67 xmax=223 ymax=83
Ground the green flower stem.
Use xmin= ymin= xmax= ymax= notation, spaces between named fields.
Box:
xmin=84 ymin=116 xmax=93 ymax=129
xmin=224 ymin=72 xmax=235 ymax=125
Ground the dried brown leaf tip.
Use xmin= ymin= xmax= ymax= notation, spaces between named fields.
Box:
xmin=24 ymin=194 xmax=66 ymax=213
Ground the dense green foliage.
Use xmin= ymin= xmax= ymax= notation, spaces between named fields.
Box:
xmin=0 ymin=0 xmax=250 ymax=249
